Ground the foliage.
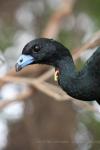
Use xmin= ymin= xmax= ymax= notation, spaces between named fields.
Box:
xmin=0 ymin=25 xmax=15 ymax=51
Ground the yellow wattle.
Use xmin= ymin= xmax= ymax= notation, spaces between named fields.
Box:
xmin=54 ymin=70 xmax=59 ymax=81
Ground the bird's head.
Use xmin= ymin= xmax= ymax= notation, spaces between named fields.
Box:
xmin=15 ymin=38 xmax=70 ymax=72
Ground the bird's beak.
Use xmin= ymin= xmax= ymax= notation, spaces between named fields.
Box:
xmin=15 ymin=54 xmax=35 ymax=72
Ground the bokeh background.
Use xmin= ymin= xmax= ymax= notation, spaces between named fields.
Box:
xmin=0 ymin=0 xmax=100 ymax=150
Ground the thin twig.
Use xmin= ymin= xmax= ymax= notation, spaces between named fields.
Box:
xmin=73 ymin=31 xmax=100 ymax=60
xmin=42 ymin=0 xmax=76 ymax=38
xmin=0 ymin=76 xmax=68 ymax=100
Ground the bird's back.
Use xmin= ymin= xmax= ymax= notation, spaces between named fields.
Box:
xmin=86 ymin=47 xmax=100 ymax=100
xmin=87 ymin=47 xmax=100 ymax=77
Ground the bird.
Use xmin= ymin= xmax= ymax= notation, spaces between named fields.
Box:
xmin=15 ymin=38 xmax=100 ymax=104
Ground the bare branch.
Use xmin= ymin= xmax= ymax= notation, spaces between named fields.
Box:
xmin=73 ymin=31 xmax=100 ymax=60
xmin=42 ymin=0 xmax=76 ymax=38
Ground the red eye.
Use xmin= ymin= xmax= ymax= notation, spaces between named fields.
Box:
xmin=34 ymin=44 xmax=40 ymax=52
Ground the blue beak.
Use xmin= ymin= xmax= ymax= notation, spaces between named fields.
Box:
xmin=15 ymin=54 xmax=35 ymax=72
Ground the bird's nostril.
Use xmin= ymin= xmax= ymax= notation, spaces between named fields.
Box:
xmin=20 ymin=59 xmax=23 ymax=63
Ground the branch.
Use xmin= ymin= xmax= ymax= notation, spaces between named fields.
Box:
xmin=42 ymin=0 xmax=76 ymax=38
xmin=0 ymin=75 xmax=99 ymax=112
xmin=73 ymin=31 xmax=100 ymax=60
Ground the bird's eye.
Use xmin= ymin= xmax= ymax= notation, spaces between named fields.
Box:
xmin=33 ymin=44 xmax=40 ymax=52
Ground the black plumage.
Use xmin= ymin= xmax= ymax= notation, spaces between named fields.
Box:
xmin=15 ymin=38 xmax=100 ymax=104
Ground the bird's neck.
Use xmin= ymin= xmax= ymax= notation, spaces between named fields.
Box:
xmin=56 ymin=55 xmax=77 ymax=87
xmin=55 ymin=53 xmax=90 ymax=100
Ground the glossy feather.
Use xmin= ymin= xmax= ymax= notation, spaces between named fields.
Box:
xmin=15 ymin=38 xmax=100 ymax=104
